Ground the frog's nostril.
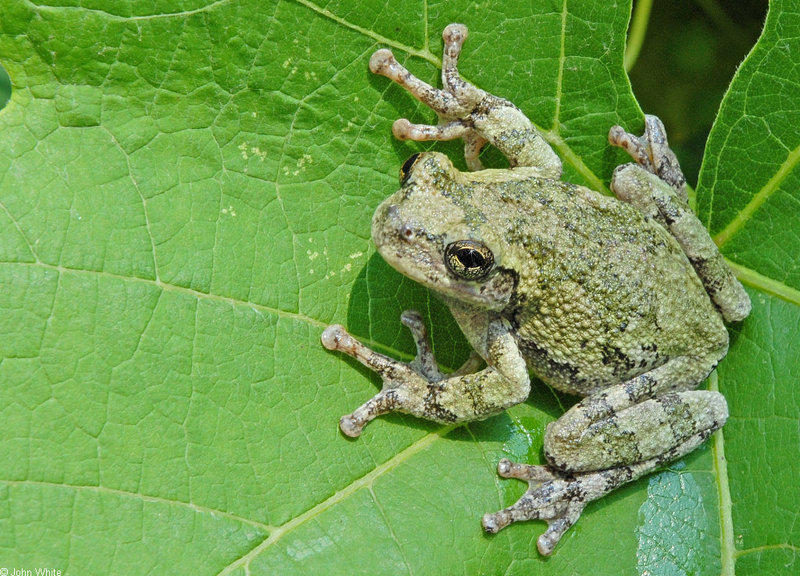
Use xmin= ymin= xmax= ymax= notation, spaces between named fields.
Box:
xmin=383 ymin=205 xmax=413 ymax=239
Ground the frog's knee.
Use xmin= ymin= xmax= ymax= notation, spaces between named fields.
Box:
xmin=542 ymin=414 xmax=594 ymax=472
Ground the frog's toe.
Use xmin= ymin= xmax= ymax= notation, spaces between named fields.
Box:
xmin=391 ymin=118 xmax=472 ymax=143
xmin=483 ymin=460 xmax=587 ymax=555
xmin=609 ymin=116 xmax=687 ymax=197
xmin=339 ymin=413 xmax=364 ymax=438
xmin=368 ymin=48 xmax=396 ymax=76
xmin=339 ymin=388 xmax=404 ymax=437
xmin=442 ymin=23 xmax=468 ymax=49
xmin=608 ymin=124 xmax=654 ymax=171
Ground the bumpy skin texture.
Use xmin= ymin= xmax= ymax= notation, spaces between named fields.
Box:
xmin=321 ymin=23 xmax=750 ymax=555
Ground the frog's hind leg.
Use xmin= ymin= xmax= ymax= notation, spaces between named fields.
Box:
xmin=484 ymin=351 xmax=729 ymax=555
xmin=483 ymin=429 xmax=715 ymax=555
xmin=609 ymin=116 xmax=751 ymax=322
xmin=542 ymin=360 xmax=729 ymax=474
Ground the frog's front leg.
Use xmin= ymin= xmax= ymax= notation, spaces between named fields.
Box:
xmin=483 ymin=353 xmax=728 ymax=555
xmin=322 ymin=310 xmax=530 ymax=437
xmin=370 ymin=24 xmax=561 ymax=176
xmin=609 ymin=116 xmax=751 ymax=322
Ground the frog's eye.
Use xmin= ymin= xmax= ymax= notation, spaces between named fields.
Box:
xmin=445 ymin=240 xmax=495 ymax=281
xmin=399 ymin=153 xmax=422 ymax=184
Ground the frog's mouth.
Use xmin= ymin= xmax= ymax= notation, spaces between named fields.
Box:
xmin=372 ymin=200 xmax=514 ymax=311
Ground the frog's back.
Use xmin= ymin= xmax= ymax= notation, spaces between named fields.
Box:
xmin=481 ymin=177 xmax=726 ymax=395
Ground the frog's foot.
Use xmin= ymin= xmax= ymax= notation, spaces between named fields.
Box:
xmin=608 ymin=115 xmax=687 ymax=201
xmin=321 ymin=310 xmax=444 ymax=437
xmin=369 ymin=24 xmax=490 ymax=170
xmin=482 ymin=460 xmax=585 ymax=555
xmin=370 ymin=24 xmax=562 ymax=175
xmin=323 ymin=311 xmax=527 ymax=436
xmin=482 ymin=459 xmax=646 ymax=555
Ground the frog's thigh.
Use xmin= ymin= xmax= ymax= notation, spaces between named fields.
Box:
xmin=612 ymin=164 xmax=750 ymax=322
xmin=545 ymin=388 xmax=727 ymax=473
xmin=543 ymin=354 xmax=728 ymax=473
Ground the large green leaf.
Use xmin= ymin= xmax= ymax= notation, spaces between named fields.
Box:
xmin=0 ymin=0 xmax=795 ymax=574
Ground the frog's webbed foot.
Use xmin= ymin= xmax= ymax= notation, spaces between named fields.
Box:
xmin=608 ymin=115 xmax=687 ymax=201
xmin=483 ymin=459 xmax=647 ymax=555
xmin=369 ymin=24 xmax=490 ymax=170
xmin=481 ymin=460 xmax=582 ymax=556
xmin=321 ymin=310 xmax=443 ymax=437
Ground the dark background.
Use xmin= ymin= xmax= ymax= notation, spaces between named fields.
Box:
xmin=627 ymin=0 xmax=767 ymax=183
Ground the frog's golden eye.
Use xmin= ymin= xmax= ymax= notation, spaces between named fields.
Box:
xmin=399 ymin=153 xmax=422 ymax=184
xmin=445 ymin=240 xmax=495 ymax=281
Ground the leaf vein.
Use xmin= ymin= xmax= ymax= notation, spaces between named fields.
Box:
xmin=368 ymin=485 xmax=415 ymax=575
xmin=727 ymin=258 xmax=800 ymax=306
xmin=551 ymin=0 xmax=568 ymax=132
xmin=0 ymin=197 xmax=40 ymax=263
xmin=103 ymin=127 xmax=160 ymax=281
xmin=714 ymin=139 xmax=800 ymax=247
xmin=0 ymin=478 xmax=273 ymax=531
xmin=216 ymin=425 xmax=455 ymax=574
xmin=710 ymin=371 xmax=736 ymax=576
xmin=291 ymin=0 xmax=439 ymax=66
xmin=22 ymin=0 xmax=234 ymax=21
xmin=3 ymin=260 xmax=329 ymax=329
xmin=734 ymin=542 xmax=800 ymax=558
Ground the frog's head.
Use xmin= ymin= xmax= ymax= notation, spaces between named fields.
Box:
xmin=371 ymin=152 xmax=516 ymax=310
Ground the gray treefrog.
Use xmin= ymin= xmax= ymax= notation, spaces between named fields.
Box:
xmin=321 ymin=23 xmax=750 ymax=555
